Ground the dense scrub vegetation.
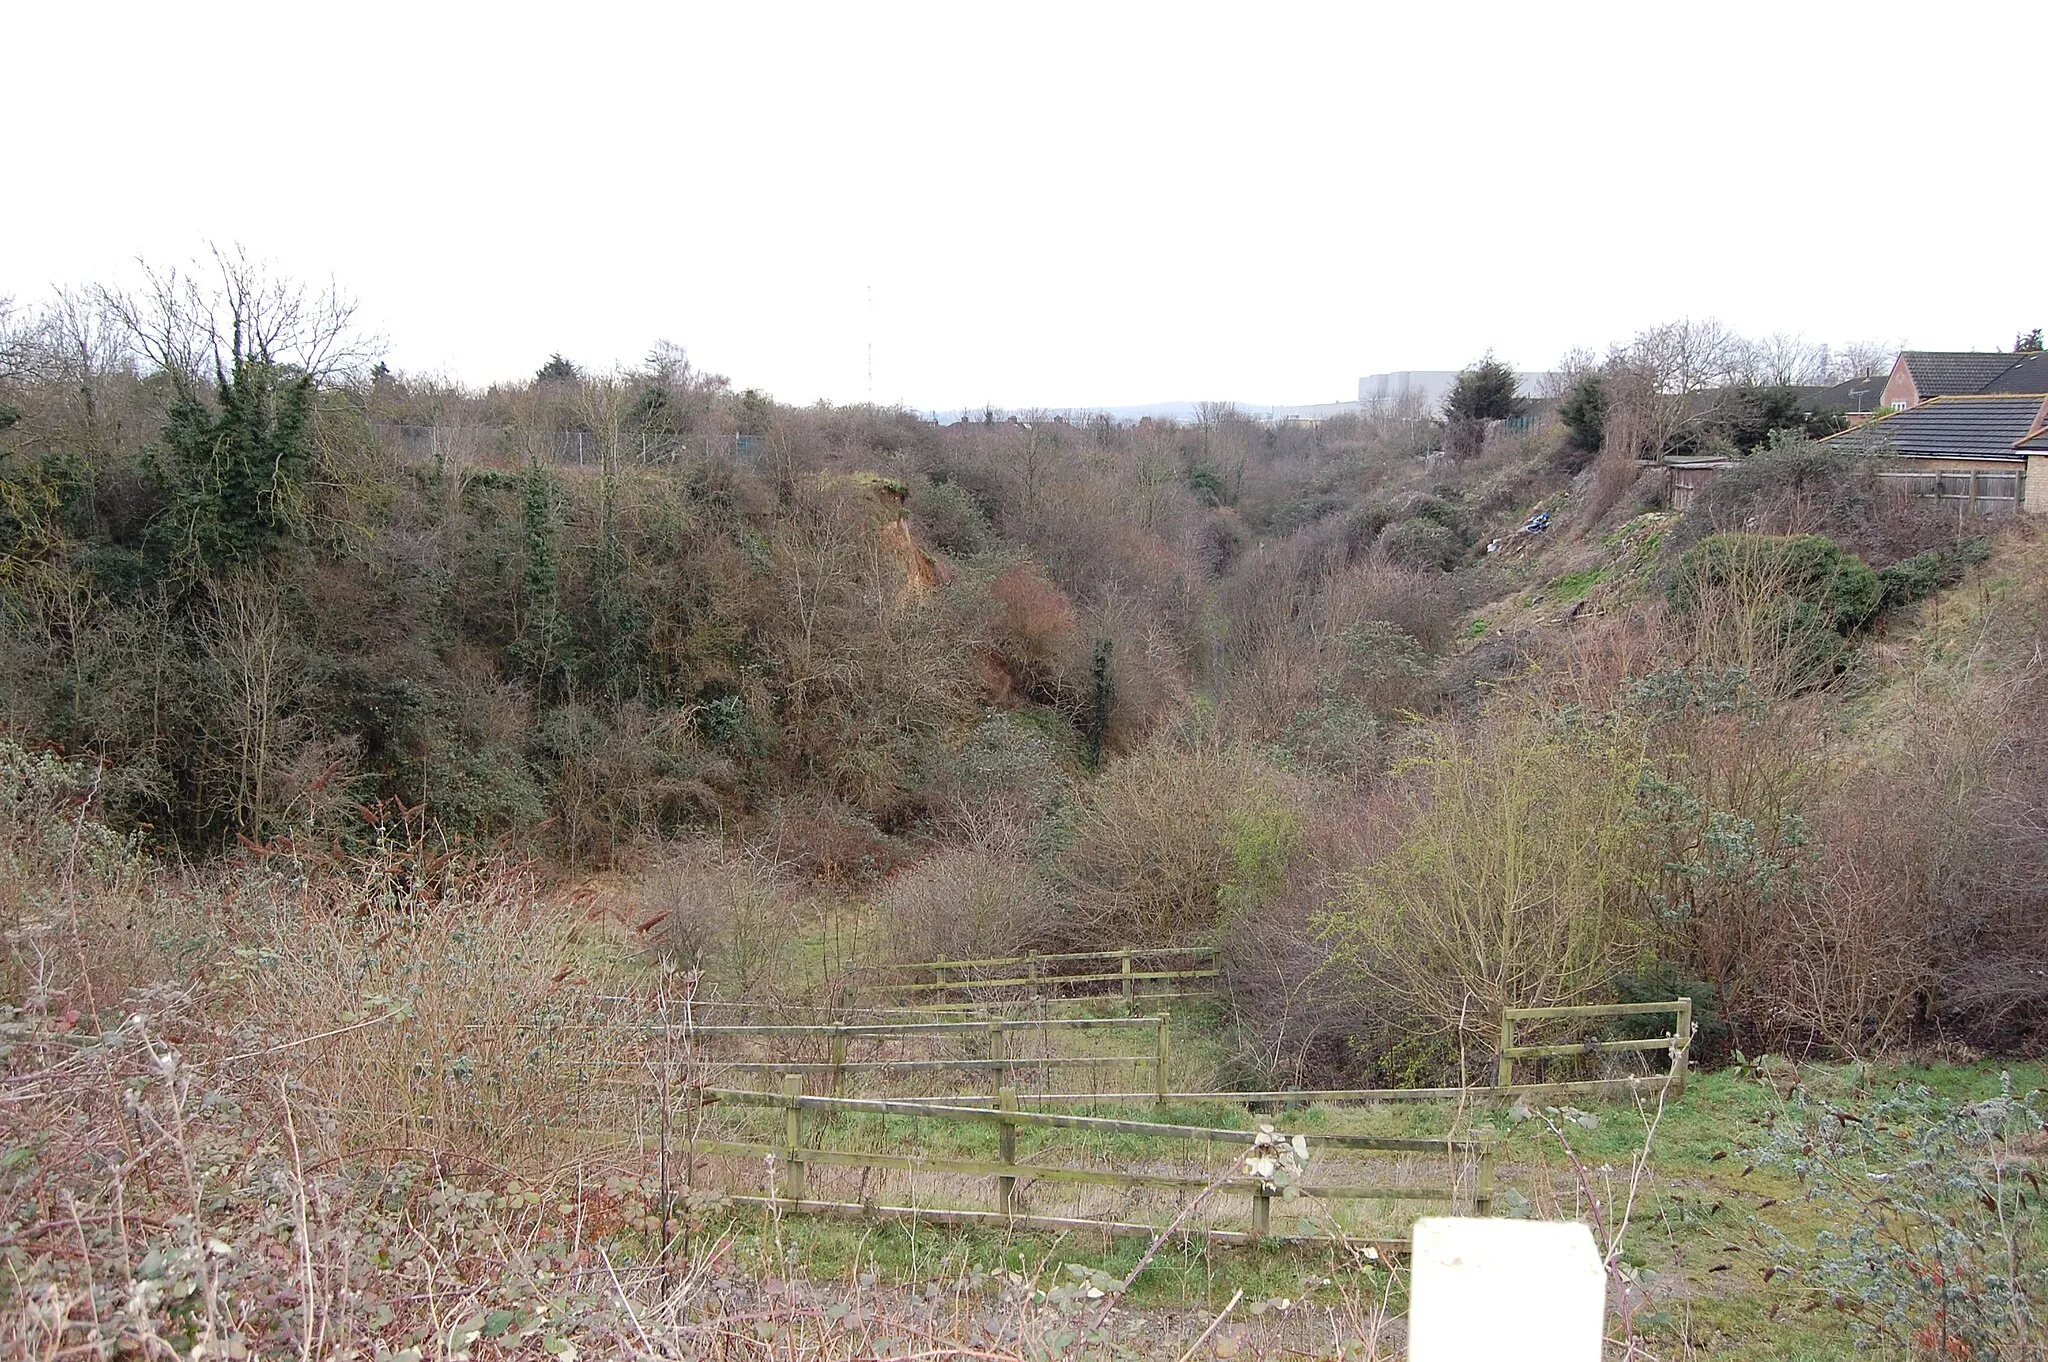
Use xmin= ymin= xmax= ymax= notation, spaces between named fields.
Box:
xmin=9 ymin=263 xmax=2048 ymax=1357
xmin=4 ymin=268 xmax=2044 ymax=1087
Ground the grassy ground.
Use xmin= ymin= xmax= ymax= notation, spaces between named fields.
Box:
xmin=662 ymin=1055 xmax=2048 ymax=1359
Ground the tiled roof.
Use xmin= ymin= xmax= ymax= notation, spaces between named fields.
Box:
xmin=2017 ymin=398 xmax=2048 ymax=452
xmin=1981 ymin=352 xmax=2048 ymax=394
xmin=1822 ymin=395 xmax=2042 ymax=461
xmin=1800 ymin=374 xmax=1889 ymax=412
xmin=1900 ymin=351 xmax=2048 ymax=397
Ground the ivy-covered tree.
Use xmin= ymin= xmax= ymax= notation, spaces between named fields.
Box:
xmin=509 ymin=465 xmax=570 ymax=699
xmin=148 ymin=320 xmax=316 ymax=578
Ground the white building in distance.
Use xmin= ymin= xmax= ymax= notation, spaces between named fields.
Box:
xmin=1359 ymin=369 xmax=1560 ymax=410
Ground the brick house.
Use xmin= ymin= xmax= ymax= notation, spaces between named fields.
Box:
xmin=1820 ymin=392 xmax=2048 ymax=514
xmin=1880 ymin=350 xmax=2048 ymax=411
xmin=1663 ymin=348 xmax=2048 ymax=513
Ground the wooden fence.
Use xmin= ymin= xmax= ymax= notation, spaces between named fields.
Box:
xmin=664 ymin=1014 xmax=1171 ymax=1102
xmin=916 ymin=1000 xmax=1696 ymax=1107
xmin=1877 ymin=467 xmax=2023 ymax=516
xmin=695 ymin=1080 xmax=1493 ymax=1250
xmin=1498 ymin=1000 xmax=1693 ymax=1095
xmin=281 ymin=998 xmax=1696 ymax=1250
xmin=857 ymin=946 xmax=1219 ymax=1011
xmin=444 ymin=999 xmax=1692 ymax=1111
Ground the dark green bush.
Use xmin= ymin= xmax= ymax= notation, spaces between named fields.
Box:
xmin=909 ymin=477 xmax=988 ymax=556
xmin=1377 ymin=518 xmax=1460 ymax=572
xmin=1557 ymin=372 xmax=1606 ymax=459
xmin=1876 ymin=538 xmax=1992 ymax=610
xmin=1670 ymin=533 xmax=1882 ymax=633
xmin=1669 ymin=533 xmax=1882 ymax=685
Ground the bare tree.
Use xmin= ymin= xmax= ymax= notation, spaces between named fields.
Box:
xmin=0 ymin=296 xmax=25 ymax=382
xmin=1196 ymin=401 xmax=1253 ymax=502
xmin=104 ymin=243 xmax=378 ymax=392
xmin=1013 ymin=408 xmax=1057 ymax=523
xmin=1597 ymin=318 xmax=1751 ymax=462
xmin=1542 ymin=346 xmax=1600 ymax=400
xmin=1742 ymin=332 xmax=1831 ymax=387
xmin=196 ymin=577 xmax=302 ymax=836
xmin=1129 ymin=419 xmax=1177 ymax=531
xmin=1832 ymin=339 xmax=1901 ymax=382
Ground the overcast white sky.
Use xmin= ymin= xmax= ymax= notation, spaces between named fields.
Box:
xmin=8 ymin=2 xmax=2044 ymax=409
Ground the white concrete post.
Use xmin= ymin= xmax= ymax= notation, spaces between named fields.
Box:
xmin=1409 ymin=1217 xmax=1604 ymax=1362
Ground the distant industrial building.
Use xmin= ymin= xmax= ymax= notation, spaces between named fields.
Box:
xmin=1358 ymin=370 xmax=1558 ymax=409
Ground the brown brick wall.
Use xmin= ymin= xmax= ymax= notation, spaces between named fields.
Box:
xmin=1881 ymin=357 xmax=1918 ymax=411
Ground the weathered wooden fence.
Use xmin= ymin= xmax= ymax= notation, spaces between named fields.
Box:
xmin=856 ymin=946 xmax=1219 ymax=1010
xmin=282 ymin=998 xmax=1694 ymax=1251
xmin=1876 ymin=467 xmax=2023 ymax=516
xmin=663 ymin=1014 xmax=1172 ymax=1102
xmin=692 ymin=1080 xmax=1494 ymax=1251
xmin=1497 ymin=1000 xmax=1692 ymax=1096
xmin=891 ymin=1000 xmax=1697 ymax=1108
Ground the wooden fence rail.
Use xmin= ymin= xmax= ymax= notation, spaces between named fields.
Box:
xmin=858 ymin=947 xmax=1221 ymax=1010
xmin=703 ymin=1082 xmax=1493 ymax=1244
xmin=1498 ymin=999 xmax=1693 ymax=1095
xmin=454 ymin=1013 xmax=1174 ymax=1102
xmin=878 ymin=947 xmax=1218 ymax=971
xmin=891 ymin=1074 xmax=1691 ymax=1107
xmin=643 ymin=1016 xmax=1160 ymax=1039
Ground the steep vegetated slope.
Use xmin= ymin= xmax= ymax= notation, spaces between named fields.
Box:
xmin=7 ymin=276 xmax=2048 ymax=1355
xmin=2 ymin=282 xmax=2041 ymax=1078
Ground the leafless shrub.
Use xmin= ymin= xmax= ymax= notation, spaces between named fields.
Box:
xmin=235 ymin=843 xmax=632 ymax=1162
xmin=649 ymin=841 xmax=800 ymax=1000
xmin=542 ymin=700 xmax=725 ymax=861
xmin=761 ymin=793 xmax=914 ymax=887
xmin=1769 ymin=793 xmax=1940 ymax=1054
xmin=1324 ymin=702 xmax=1650 ymax=1045
xmin=1055 ymin=732 xmax=1302 ymax=951
xmin=876 ymin=842 xmax=1057 ymax=963
xmin=1212 ymin=794 xmax=1377 ymax=1089
xmin=1924 ymin=603 xmax=2048 ymax=1049
xmin=980 ymin=559 xmax=1084 ymax=703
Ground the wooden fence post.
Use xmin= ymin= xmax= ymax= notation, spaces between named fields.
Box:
xmin=1475 ymin=1138 xmax=1495 ymax=1217
xmin=997 ymin=1085 xmax=1018 ymax=1217
xmin=1155 ymin=1012 xmax=1171 ymax=1108
xmin=1497 ymin=1012 xmax=1516 ymax=1090
xmin=1121 ymin=949 xmax=1134 ymax=1014
xmin=989 ymin=1019 xmax=1008 ymax=1092
xmin=1671 ymin=999 xmax=1692 ymax=1098
xmin=1252 ymin=1187 xmax=1271 ymax=1238
xmin=828 ymin=1030 xmax=848 ymax=1098
xmin=780 ymin=1074 xmax=806 ymax=1203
